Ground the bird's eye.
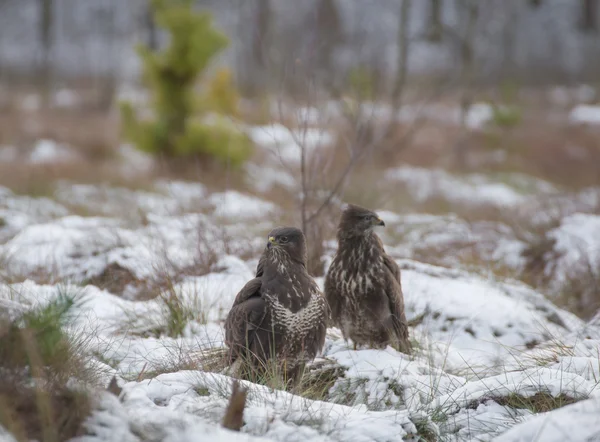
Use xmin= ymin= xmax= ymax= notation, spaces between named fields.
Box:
xmin=279 ymin=236 xmax=289 ymax=243
xmin=364 ymin=215 xmax=373 ymax=221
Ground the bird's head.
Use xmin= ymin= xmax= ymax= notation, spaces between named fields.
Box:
xmin=266 ymin=226 xmax=307 ymax=265
xmin=338 ymin=204 xmax=385 ymax=238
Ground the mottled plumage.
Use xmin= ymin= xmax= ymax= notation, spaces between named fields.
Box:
xmin=324 ymin=205 xmax=411 ymax=353
xmin=224 ymin=227 xmax=328 ymax=384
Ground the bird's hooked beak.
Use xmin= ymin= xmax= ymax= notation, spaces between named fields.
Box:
xmin=373 ymin=217 xmax=385 ymax=227
xmin=267 ymin=236 xmax=277 ymax=249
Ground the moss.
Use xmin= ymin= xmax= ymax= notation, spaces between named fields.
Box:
xmin=194 ymin=386 xmax=211 ymax=397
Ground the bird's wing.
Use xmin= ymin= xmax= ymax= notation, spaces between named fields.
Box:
xmin=382 ymin=253 xmax=401 ymax=286
xmin=382 ymin=253 xmax=412 ymax=353
xmin=255 ymin=253 xmax=266 ymax=277
xmin=225 ymin=278 xmax=268 ymax=358
xmin=323 ymin=261 xmax=342 ymax=326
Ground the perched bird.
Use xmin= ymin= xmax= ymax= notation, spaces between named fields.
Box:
xmin=224 ymin=227 xmax=328 ymax=385
xmin=324 ymin=204 xmax=411 ymax=354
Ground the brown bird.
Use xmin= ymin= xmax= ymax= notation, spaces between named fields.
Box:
xmin=224 ymin=227 xmax=328 ymax=385
xmin=324 ymin=204 xmax=411 ymax=354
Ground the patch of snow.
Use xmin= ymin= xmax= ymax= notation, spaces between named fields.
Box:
xmin=464 ymin=103 xmax=494 ymax=129
xmin=357 ymin=101 xmax=494 ymax=129
xmin=569 ymin=104 xmax=600 ymax=125
xmin=248 ymin=124 xmax=334 ymax=165
xmin=547 ymin=213 xmax=600 ymax=290
xmin=381 ymin=212 xmax=526 ymax=271
xmin=245 ymin=163 xmax=296 ymax=193
xmin=117 ymin=144 xmax=154 ymax=175
xmin=28 ymin=139 xmax=78 ymax=164
xmin=55 ymin=183 xmax=198 ymax=218
xmin=19 ymin=93 xmax=41 ymax=112
xmin=399 ymin=259 xmax=582 ymax=373
xmin=385 ymin=166 xmax=556 ymax=208
xmin=495 ymin=395 xmax=600 ymax=442
xmin=154 ymin=180 xmax=207 ymax=208
xmin=53 ymin=88 xmax=80 ymax=108
xmin=442 ymin=399 xmax=532 ymax=441
xmin=118 ymin=371 xmax=417 ymax=442
xmin=0 ymin=192 xmax=69 ymax=242
xmin=209 ymin=191 xmax=279 ymax=220
xmin=325 ymin=342 xmax=463 ymax=412
xmin=435 ymin=367 xmax=594 ymax=412
xmin=0 ymin=213 xmax=214 ymax=282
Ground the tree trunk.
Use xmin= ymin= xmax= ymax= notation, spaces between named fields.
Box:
xmin=426 ymin=0 xmax=443 ymax=42
xmin=252 ymin=0 xmax=271 ymax=70
xmin=459 ymin=0 xmax=479 ymax=127
xmin=145 ymin=2 xmax=159 ymax=51
xmin=314 ymin=0 xmax=343 ymax=87
xmin=392 ymin=0 xmax=411 ymax=104
xmin=580 ymin=0 xmax=598 ymax=32
xmin=39 ymin=0 xmax=53 ymax=106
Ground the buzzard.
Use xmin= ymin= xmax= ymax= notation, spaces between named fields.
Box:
xmin=324 ymin=204 xmax=411 ymax=354
xmin=224 ymin=227 xmax=328 ymax=385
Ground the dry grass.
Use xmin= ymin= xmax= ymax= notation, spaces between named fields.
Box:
xmin=0 ymin=107 xmax=118 ymax=159
xmin=469 ymin=392 xmax=581 ymax=414
xmin=446 ymin=121 xmax=600 ymax=190
xmin=194 ymin=345 xmax=346 ymax=403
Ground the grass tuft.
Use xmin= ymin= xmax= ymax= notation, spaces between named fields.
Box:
xmin=469 ymin=392 xmax=581 ymax=414
xmin=0 ymin=290 xmax=96 ymax=442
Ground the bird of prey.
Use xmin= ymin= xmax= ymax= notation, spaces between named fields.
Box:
xmin=324 ymin=204 xmax=411 ymax=354
xmin=224 ymin=227 xmax=328 ymax=385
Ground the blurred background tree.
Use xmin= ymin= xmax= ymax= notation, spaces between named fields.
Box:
xmin=120 ymin=0 xmax=252 ymax=167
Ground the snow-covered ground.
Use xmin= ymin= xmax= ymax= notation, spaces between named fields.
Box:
xmin=2 ymin=107 xmax=600 ymax=441
xmin=1 ymin=156 xmax=600 ymax=442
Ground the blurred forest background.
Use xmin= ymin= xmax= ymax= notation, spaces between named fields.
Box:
xmin=1 ymin=0 xmax=600 ymax=97
xmin=1 ymin=0 xmax=600 ymax=282
xmin=1 ymin=0 xmax=600 ymax=202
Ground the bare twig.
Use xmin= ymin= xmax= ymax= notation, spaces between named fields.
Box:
xmin=106 ymin=376 xmax=122 ymax=397
xmin=222 ymin=380 xmax=248 ymax=432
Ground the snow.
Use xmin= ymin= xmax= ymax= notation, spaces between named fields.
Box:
xmin=114 ymin=371 xmax=417 ymax=442
xmin=53 ymin=88 xmax=80 ymax=108
xmin=495 ymin=395 xmax=600 ymax=442
xmin=464 ymin=103 xmax=494 ymax=129
xmin=245 ymin=163 xmax=296 ymax=193
xmin=28 ymin=139 xmax=78 ymax=164
xmin=248 ymin=124 xmax=334 ymax=165
xmin=55 ymin=182 xmax=206 ymax=217
xmin=546 ymin=213 xmax=600 ymax=290
xmin=117 ymin=144 xmax=154 ymax=175
xmin=385 ymin=166 xmax=556 ymax=208
xmin=379 ymin=212 xmax=526 ymax=271
xmin=434 ymin=367 xmax=594 ymax=412
xmin=1 ymin=160 xmax=599 ymax=441
xmin=209 ymin=191 xmax=279 ymax=220
xmin=568 ymin=104 xmax=600 ymax=125
xmin=399 ymin=260 xmax=582 ymax=373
